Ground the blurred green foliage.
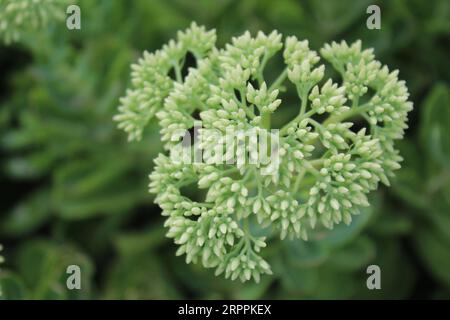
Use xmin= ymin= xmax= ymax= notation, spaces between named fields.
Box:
xmin=0 ymin=0 xmax=449 ymax=299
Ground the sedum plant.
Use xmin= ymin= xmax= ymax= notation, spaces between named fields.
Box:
xmin=0 ymin=0 xmax=69 ymax=44
xmin=114 ymin=23 xmax=413 ymax=282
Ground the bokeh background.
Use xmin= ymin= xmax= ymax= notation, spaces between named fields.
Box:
xmin=0 ymin=0 xmax=449 ymax=299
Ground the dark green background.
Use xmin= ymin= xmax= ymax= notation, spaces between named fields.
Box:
xmin=0 ymin=0 xmax=449 ymax=299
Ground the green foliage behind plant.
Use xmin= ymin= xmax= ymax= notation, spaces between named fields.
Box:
xmin=0 ymin=0 xmax=449 ymax=299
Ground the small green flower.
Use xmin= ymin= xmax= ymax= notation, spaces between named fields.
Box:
xmin=116 ymin=24 xmax=413 ymax=282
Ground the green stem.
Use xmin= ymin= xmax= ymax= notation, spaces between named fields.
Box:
xmin=173 ymin=62 xmax=182 ymax=83
xmin=293 ymin=168 xmax=306 ymax=192
xmin=197 ymin=202 xmax=215 ymax=208
xmin=279 ymin=86 xmax=312 ymax=136
xmin=304 ymin=162 xmax=321 ymax=178
xmin=299 ymin=93 xmax=308 ymax=117
xmin=323 ymin=103 xmax=372 ymax=126
xmin=269 ymin=68 xmax=288 ymax=91
xmin=261 ymin=112 xmax=271 ymax=129
xmin=352 ymin=96 xmax=359 ymax=109
xmin=309 ymin=158 xmax=325 ymax=168
xmin=257 ymin=53 xmax=269 ymax=86
xmin=308 ymin=118 xmax=324 ymax=131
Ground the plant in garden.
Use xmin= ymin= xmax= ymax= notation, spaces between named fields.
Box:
xmin=115 ymin=23 xmax=413 ymax=282
xmin=0 ymin=0 xmax=69 ymax=44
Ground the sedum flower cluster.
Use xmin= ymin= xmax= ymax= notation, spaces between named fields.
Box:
xmin=0 ymin=0 xmax=69 ymax=44
xmin=115 ymin=23 xmax=412 ymax=282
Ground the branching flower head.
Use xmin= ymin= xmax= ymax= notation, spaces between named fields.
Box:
xmin=0 ymin=0 xmax=70 ymax=44
xmin=115 ymin=23 xmax=413 ymax=282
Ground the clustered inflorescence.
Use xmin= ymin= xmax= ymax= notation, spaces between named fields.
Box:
xmin=0 ymin=0 xmax=68 ymax=44
xmin=114 ymin=23 xmax=412 ymax=282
